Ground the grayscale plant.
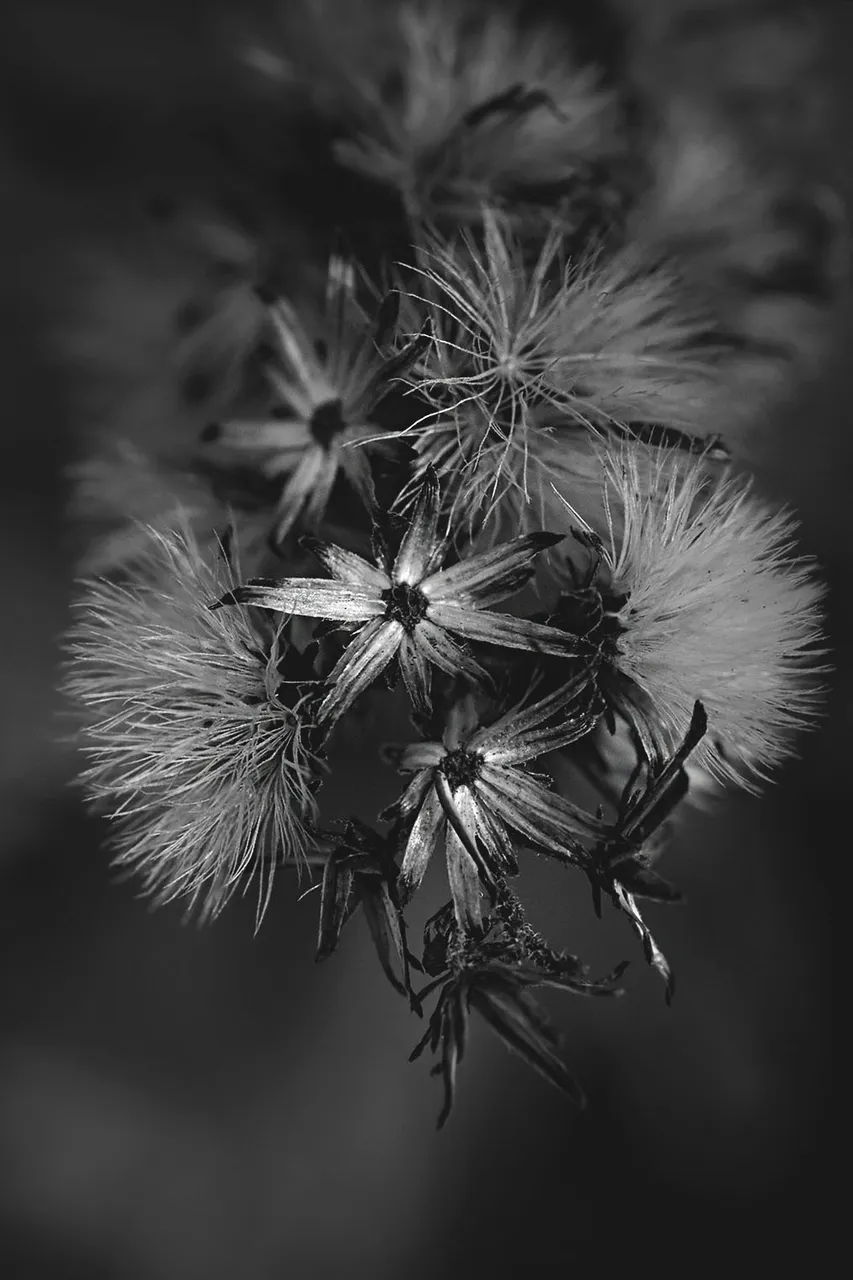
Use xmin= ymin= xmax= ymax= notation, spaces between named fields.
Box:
xmin=60 ymin=0 xmax=836 ymax=1128
xmin=212 ymin=468 xmax=586 ymax=723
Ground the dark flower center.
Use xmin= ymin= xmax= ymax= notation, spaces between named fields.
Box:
xmin=553 ymin=587 xmax=629 ymax=657
xmin=439 ymin=748 xmax=484 ymax=791
xmin=598 ymin=590 xmax=630 ymax=657
xmin=382 ymin=582 xmax=429 ymax=633
xmin=310 ymin=398 xmax=347 ymax=450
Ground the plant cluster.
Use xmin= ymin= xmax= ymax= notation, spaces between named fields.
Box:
xmin=64 ymin=0 xmax=829 ymax=1125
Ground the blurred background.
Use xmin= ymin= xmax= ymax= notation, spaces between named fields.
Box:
xmin=0 ymin=1 xmax=847 ymax=1276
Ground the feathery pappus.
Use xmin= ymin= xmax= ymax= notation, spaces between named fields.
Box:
xmin=327 ymin=0 xmax=624 ymax=229
xmin=55 ymin=0 xmax=836 ymax=1125
xmin=65 ymin=525 xmax=325 ymax=924
xmin=395 ymin=210 xmax=729 ymax=542
xmin=551 ymin=445 xmax=828 ymax=788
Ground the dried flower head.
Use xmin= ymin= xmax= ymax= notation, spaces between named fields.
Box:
xmin=213 ymin=468 xmax=585 ymax=723
xmin=406 ymin=214 xmax=722 ymax=426
xmin=332 ymin=0 xmax=621 ymax=225
xmin=397 ymin=214 xmax=729 ymax=538
xmin=65 ymin=525 xmax=324 ymax=923
xmin=553 ymin=446 xmax=828 ymax=788
xmin=203 ymin=259 xmax=420 ymax=545
xmin=541 ymin=249 xmax=729 ymax=433
xmin=393 ymin=213 xmax=579 ymax=536
xmin=411 ymin=896 xmax=626 ymax=1126
xmin=406 ymin=212 xmax=580 ymax=428
xmin=313 ymin=818 xmax=415 ymax=998
xmin=581 ymin=701 xmax=709 ymax=1003
xmin=385 ymin=682 xmax=603 ymax=929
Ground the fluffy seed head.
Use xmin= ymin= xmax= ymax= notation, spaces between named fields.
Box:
xmin=64 ymin=525 xmax=324 ymax=923
xmin=332 ymin=0 xmax=620 ymax=224
xmin=560 ymin=446 xmax=828 ymax=788
xmin=396 ymin=213 xmax=586 ymax=530
xmin=398 ymin=215 xmax=727 ymax=546
xmin=405 ymin=212 xmax=578 ymax=425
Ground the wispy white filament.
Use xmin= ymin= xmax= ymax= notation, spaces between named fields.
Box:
xmin=574 ymin=447 xmax=828 ymax=787
xmin=65 ymin=526 xmax=323 ymax=923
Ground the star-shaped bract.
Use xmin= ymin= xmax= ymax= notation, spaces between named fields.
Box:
xmin=204 ymin=261 xmax=423 ymax=545
xmin=386 ymin=680 xmax=605 ymax=930
xmin=212 ymin=468 xmax=585 ymax=724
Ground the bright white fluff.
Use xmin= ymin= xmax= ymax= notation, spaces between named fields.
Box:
xmin=399 ymin=211 xmax=726 ymax=538
xmin=65 ymin=525 xmax=323 ymax=923
xmin=561 ymin=446 xmax=828 ymax=788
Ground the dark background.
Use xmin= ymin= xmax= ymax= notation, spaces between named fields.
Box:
xmin=0 ymin=2 xmax=847 ymax=1276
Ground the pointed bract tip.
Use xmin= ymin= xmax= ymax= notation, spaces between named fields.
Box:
xmin=530 ymin=531 xmax=567 ymax=550
xmin=570 ymin=527 xmax=603 ymax=552
xmin=420 ymin=464 xmax=439 ymax=491
xmin=691 ymin=700 xmax=708 ymax=739
xmin=208 ymin=592 xmax=234 ymax=611
xmin=298 ymin=534 xmax=326 ymax=559
xmin=664 ymin=963 xmax=676 ymax=1003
